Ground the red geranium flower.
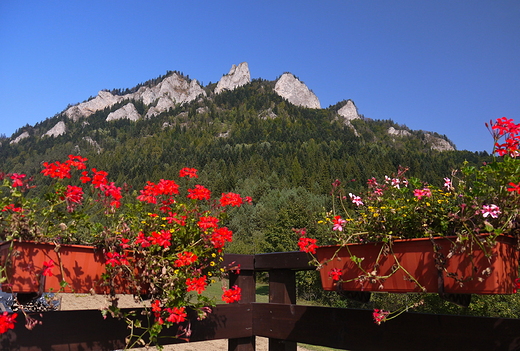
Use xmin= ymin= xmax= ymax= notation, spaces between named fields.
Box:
xmin=179 ymin=167 xmax=198 ymax=178
xmin=222 ymin=285 xmax=241 ymax=303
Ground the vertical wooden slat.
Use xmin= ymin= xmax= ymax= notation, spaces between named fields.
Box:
xmin=267 ymin=269 xmax=297 ymax=351
xmin=228 ymin=269 xmax=256 ymax=351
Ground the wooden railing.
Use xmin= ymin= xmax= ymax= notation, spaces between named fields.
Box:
xmin=5 ymin=251 xmax=520 ymax=351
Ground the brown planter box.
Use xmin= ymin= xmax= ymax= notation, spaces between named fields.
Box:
xmin=0 ymin=241 xmax=117 ymax=294
xmin=316 ymin=235 xmax=519 ymax=294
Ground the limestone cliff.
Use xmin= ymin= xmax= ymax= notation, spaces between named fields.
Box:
xmin=44 ymin=121 xmax=67 ymax=137
xmin=63 ymin=73 xmax=205 ymax=121
xmin=337 ymin=100 xmax=360 ymax=122
xmin=106 ymin=103 xmax=140 ymax=122
xmin=274 ymin=73 xmax=320 ymax=109
xmin=425 ymin=133 xmax=455 ymax=151
xmin=64 ymin=91 xmax=123 ymax=121
xmin=10 ymin=132 xmax=30 ymax=144
xmin=215 ymin=62 xmax=251 ymax=94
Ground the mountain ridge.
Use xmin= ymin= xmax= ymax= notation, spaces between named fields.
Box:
xmin=4 ymin=62 xmax=454 ymax=152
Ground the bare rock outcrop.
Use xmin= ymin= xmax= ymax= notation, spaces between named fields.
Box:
xmin=142 ymin=74 xmax=206 ymax=118
xmin=388 ymin=127 xmax=411 ymax=137
xmin=274 ymin=73 xmax=320 ymax=109
xmin=425 ymin=133 xmax=455 ymax=151
xmin=83 ymin=136 xmax=102 ymax=154
xmin=10 ymin=132 xmax=30 ymax=145
xmin=106 ymin=103 xmax=141 ymax=122
xmin=337 ymin=100 xmax=360 ymax=121
xmin=215 ymin=62 xmax=251 ymax=94
xmin=63 ymin=73 xmax=206 ymax=121
xmin=65 ymin=91 xmax=123 ymax=121
xmin=44 ymin=121 xmax=66 ymax=137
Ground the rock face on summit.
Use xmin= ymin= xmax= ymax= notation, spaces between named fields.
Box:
xmin=274 ymin=73 xmax=320 ymax=109
xmin=63 ymin=73 xmax=206 ymax=121
xmin=215 ymin=62 xmax=251 ymax=94
xmin=106 ymin=103 xmax=140 ymax=122
xmin=65 ymin=91 xmax=123 ymax=122
xmin=337 ymin=100 xmax=360 ymax=122
xmin=133 ymin=73 xmax=206 ymax=118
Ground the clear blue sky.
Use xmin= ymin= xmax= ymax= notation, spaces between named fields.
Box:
xmin=1 ymin=1 xmax=519 ymax=152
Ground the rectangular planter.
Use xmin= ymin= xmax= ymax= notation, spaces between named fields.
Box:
xmin=316 ymin=235 xmax=519 ymax=294
xmin=0 ymin=241 xmax=111 ymax=294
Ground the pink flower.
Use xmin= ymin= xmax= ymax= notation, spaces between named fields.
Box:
xmin=372 ymin=309 xmax=390 ymax=325
xmin=332 ymin=216 xmax=346 ymax=231
xmin=413 ymin=188 xmax=432 ymax=200
xmin=349 ymin=193 xmax=364 ymax=206
xmin=481 ymin=204 xmax=501 ymax=218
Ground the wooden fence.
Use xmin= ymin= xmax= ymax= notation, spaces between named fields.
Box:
xmin=4 ymin=251 xmax=520 ymax=351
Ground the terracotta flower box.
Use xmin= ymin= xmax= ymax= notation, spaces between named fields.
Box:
xmin=0 ymin=241 xmax=118 ymax=294
xmin=316 ymin=235 xmax=519 ymax=294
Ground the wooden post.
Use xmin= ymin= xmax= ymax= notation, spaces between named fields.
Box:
xmin=228 ymin=261 xmax=256 ymax=351
xmin=268 ymin=269 xmax=297 ymax=351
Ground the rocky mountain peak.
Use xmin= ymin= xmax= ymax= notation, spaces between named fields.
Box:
xmin=63 ymin=72 xmax=206 ymax=122
xmin=337 ymin=100 xmax=360 ymax=122
xmin=274 ymin=73 xmax=320 ymax=109
xmin=215 ymin=62 xmax=251 ymax=94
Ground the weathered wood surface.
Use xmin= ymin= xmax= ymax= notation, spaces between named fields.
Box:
xmin=4 ymin=304 xmax=252 ymax=351
xmin=253 ymin=303 xmax=520 ymax=351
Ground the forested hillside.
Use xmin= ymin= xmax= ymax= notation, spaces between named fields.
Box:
xmin=0 ymin=76 xmax=490 ymax=254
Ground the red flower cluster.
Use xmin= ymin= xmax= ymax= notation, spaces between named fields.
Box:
xmin=186 ymin=276 xmax=207 ymax=294
xmin=9 ymin=173 xmax=26 ymax=187
xmin=210 ymin=227 xmax=233 ymax=249
xmin=41 ymin=155 xmax=122 ymax=210
xmin=222 ymin=285 xmax=241 ymax=303
xmin=179 ymin=167 xmax=198 ymax=178
xmin=220 ymin=192 xmax=243 ymax=207
xmin=42 ymin=260 xmax=54 ymax=277
xmin=0 ymin=312 xmax=17 ymax=334
xmin=165 ymin=306 xmax=187 ymax=324
xmin=197 ymin=215 xmax=219 ymax=231
xmin=63 ymin=185 xmax=84 ymax=212
xmin=328 ymin=268 xmax=342 ymax=282
xmin=165 ymin=212 xmax=187 ymax=226
xmin=372 ymin=309 xmax=389 ymax=325
xmin=174 ymin=251 xmax=198 ymax=267
xmin=491 ymin=117 xmax=520 ymax=156
xmin=1 ymin=204 xmax=23 ymax=213
xmin=149 ymin=230 xmax=172 ymax=248
xmin=137 ymin=179 xmax=180 ymax=204
xmin=514 ymin=278 xmax=520 ymax=293
xmin=41 ymin=155 xmax=87 ymax=179
xmin=150 ymin=300 xmax=187 ymax=325
xmin=187 ymin=185 xmax=211 ymax=201
xmin=105 ymin=252 xmax=129 ymax=267
xmin=295 ymin=228 xmax=318 ymax=254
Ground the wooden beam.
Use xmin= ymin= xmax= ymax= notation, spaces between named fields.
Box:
xmin=4 ymin=304 xmax=252 ymax=350
xmin=252 ymin=303 xmax=520 ymax=351
xmin=254 ymin=252 xmax=314 ymax=271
